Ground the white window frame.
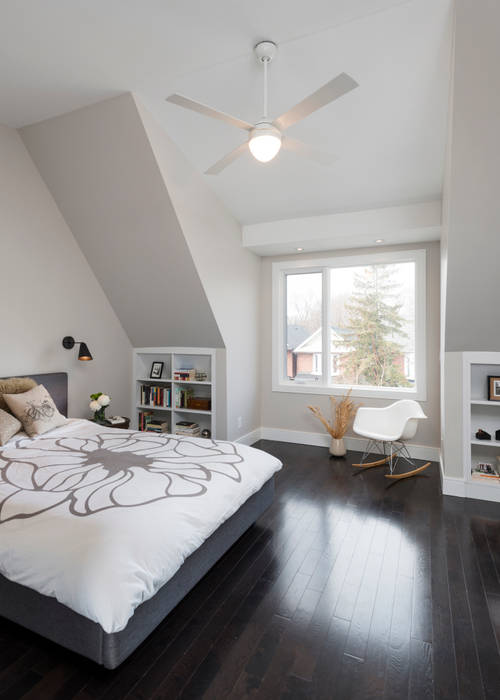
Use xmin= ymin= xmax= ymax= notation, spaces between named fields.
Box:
xmin=272 ymin=249 xmax=427 ymax=400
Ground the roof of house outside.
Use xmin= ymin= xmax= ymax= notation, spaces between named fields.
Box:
xmin=290 ymin=324 xmax=412 ymax=355
xmin=286 ymin=325 xmax=310 ymax=351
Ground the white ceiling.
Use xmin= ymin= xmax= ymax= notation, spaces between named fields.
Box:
xmin=0 ymin=0 xmax=453 ymax=225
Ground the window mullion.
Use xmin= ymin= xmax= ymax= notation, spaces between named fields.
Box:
xmin=321 ymin=268 xmax=330 ymax=386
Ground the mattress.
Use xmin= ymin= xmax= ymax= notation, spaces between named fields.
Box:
xmin=0 ymin=419 xmax=282 ymax=634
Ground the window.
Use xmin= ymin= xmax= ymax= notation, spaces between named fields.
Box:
xmin=272 ymin=249 xmax=426 ymax=399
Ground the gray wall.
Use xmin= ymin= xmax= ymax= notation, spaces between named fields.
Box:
xmin=0 ymin=124 xmax=132 ymax=417
xmin=260 ymin=241 xmax=441 ymax=448
xmin=444 ymin=0 xmax=500 ymax=352
xmin=133 ymin=99 xmax=261 ymax=441
xmin=21 ymin=94 xmax=223 ymax=350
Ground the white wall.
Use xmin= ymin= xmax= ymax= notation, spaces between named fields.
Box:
xmin=21 ymin=94 xmax=223 ymax=350
xmin=136 ymin=99 xmax=261 ymax=441
xmin=0 ymin=124 xmax=132 ymax=417
xmin=260 ymin=241 xmax=441 ymax=448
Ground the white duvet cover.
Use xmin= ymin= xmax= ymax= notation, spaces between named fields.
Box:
xmin=0 ymin=419 xmax=281 ymax=633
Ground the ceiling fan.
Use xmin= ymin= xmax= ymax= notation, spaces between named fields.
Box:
xmin=166 ymin=41 xmax=358 ymax=175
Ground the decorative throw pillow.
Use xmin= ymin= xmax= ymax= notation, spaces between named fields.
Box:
xmin=4 ymin=384 xmax=67 ymax=437
xmin=0 ymin=408 xmax=22 ymax=446
xmin=0 ymin=376 xmax=37 ymax=413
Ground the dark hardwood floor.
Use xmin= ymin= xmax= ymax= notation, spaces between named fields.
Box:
xmin=2 ymin=440 xmax=500 ymax=699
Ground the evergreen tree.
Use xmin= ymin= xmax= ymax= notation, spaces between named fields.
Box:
xmin=342 ymin=265 xmax=410 ymax=387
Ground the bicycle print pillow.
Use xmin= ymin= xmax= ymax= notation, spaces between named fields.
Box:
xmin=3 ymin=384 xmax=67 ymax=437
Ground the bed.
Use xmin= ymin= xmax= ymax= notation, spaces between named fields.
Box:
xmin=0 ymin=373 xmax=281 ymax=669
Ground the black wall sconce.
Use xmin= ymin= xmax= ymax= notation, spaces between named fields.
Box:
xmin=62 ymin=336 xmax=93 ymax=361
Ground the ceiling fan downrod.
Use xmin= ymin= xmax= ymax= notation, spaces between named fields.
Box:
xmin=254 ymin=40 xmax=277 ymax=122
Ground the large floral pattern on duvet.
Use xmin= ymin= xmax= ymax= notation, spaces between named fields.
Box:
xmin=0 ymin=431 xmax=243 ymax=523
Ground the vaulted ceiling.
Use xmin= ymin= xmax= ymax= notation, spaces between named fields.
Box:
xmin=0 ymin=0 xmax=452 ymax=224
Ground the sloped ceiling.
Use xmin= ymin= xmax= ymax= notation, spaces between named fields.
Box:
xmin=21 ymin=94 xmax=224 ymax=349
xmin=0 ymin=0 xmax=452 ymax=224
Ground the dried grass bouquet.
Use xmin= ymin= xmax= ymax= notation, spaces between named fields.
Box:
xmin=308 ymin=390 xmax=359 ymax=439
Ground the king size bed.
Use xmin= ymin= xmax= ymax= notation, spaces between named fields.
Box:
xmin=0 ymin=373 xmax=281 ymax=669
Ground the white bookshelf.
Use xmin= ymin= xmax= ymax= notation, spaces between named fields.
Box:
xmin=132 ymin=347 xmax=216 ymax=438
xmin=462 ymin=352 xmax=500 ymax=499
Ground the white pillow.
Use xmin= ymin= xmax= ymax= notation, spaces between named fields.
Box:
xmin=0 ymin=408 xmax=22 ymax=445
xmin=4 ymin=384 xmax=67 ymax=437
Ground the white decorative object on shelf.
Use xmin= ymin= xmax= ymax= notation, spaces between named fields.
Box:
xmin=132 ymin=347 xmax=216 ymax=438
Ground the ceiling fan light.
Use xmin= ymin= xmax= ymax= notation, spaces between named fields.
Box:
xmin=248 ymin=124 xmax=282 ymax=163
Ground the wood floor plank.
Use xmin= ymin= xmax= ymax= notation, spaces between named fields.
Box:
xmin=444 ymin=511 xmax=484 ymax=700
xmin=430 ymin=509 xmax=459 ymax=700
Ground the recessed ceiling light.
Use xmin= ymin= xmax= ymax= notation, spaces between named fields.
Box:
xmin=375 ymin=239 xmax=384 ymax=244
xmin=296 ymin=247 xmax=304 ymax=251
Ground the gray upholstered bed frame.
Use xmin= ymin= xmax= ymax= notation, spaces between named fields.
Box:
xmin=0 ymin=373 xmax=274 ymax=669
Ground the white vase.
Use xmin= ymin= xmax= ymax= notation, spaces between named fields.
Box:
xmin=329 ymin=437 xmax=346 ymax=457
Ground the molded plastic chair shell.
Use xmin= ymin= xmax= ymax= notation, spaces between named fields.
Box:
xmin=353 ymin=399 xmax=427 ymax=443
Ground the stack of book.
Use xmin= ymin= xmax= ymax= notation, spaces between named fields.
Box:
xmin=140 ymin=384 xmax=170 ymax=408
xmin=175 ymin=420 xmax=200 ymax=437
xmin=174 ymin=369 xmax=196 ymax=382
xmin=471 ymin=462 xmax=500 ymax=481
xmin=145 ymin=420 xmax=168 ymax=434
xmin=174 ymin=385 xmax=194 ymax=408
xmin=138 ymin=410 xmax=153 ymax=431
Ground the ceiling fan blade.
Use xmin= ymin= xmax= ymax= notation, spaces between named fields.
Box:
xmin=166 ymin=94 xmax=253 ymax=132
xmin=274 ymin=73 xmax=358 ymax=131
xmin=284 ymin=137 xmax=336 ymax=167
xmin=205 ymin=142 xmax=248 ymax=175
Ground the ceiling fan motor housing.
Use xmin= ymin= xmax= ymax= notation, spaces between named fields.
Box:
xmin=249 ymin=122 xmax=281 ymax=140
xmin=254 ymin=41 xmax=277 ymax=63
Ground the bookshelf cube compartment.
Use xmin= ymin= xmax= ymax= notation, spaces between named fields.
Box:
xmin=137 ymin=381 xmax=172 ymax=409
xmin=135 ymin=352 xmax=172 ymax=381
xmin=137 ymin=409 xmax=171 ymax=434
xmin=172 ymin=410 xmax=212 ymax=438
xmin=173 ymin=354 xmax=211 ymax=383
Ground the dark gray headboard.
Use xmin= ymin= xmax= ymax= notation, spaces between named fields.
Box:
xmin=3 ymin=373 xmax=68 ymax=417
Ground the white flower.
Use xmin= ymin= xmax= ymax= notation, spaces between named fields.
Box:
xmin=98 ymin=394 xmax=110 ymax=407
xmin=89 ymin=400 xmax=100 ymax=412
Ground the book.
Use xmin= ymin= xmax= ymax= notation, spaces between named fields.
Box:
xmin=471 ymin=472 xmax=500 ymax=482
xmin=138 ymin=410 xmax=153 ymax=431
xmin=174 ymin=386 xmax=194 ymax=408
xmin=140 ymin=384 xmax=171 ymax=408
xmin=174 ymin=369 xmax=196 ymax=381
xmin=146 ymin=420 xmax=168 ymax=430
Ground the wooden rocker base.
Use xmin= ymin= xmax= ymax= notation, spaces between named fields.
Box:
xmin=384 ymin=462 xmax=431 ymax=480
xmin=352 ymin=456 xmax=390 ymax=468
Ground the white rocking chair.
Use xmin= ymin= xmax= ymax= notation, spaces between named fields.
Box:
xmin=352 ymin=399 xmax=431 ymax=479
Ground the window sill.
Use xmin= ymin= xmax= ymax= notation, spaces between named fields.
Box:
xmin=272 ymin=381 xmax=426 ymax=401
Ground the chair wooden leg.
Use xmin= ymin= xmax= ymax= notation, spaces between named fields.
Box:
xmin=384 ymin=462 xmax=431 ymax=479
xmin=352 ymin=455 xmax=390 ymax=468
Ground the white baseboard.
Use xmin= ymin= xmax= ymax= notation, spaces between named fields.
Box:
xmin=258 ymin=426 xmax=440 ymax=462
xmin=441 ymin=475 xmax=466 ymax=498
xmin=441 ymin=475 xmax=500 ymax=502
xmin=235 ymin=428 xmax=262 ymax=446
